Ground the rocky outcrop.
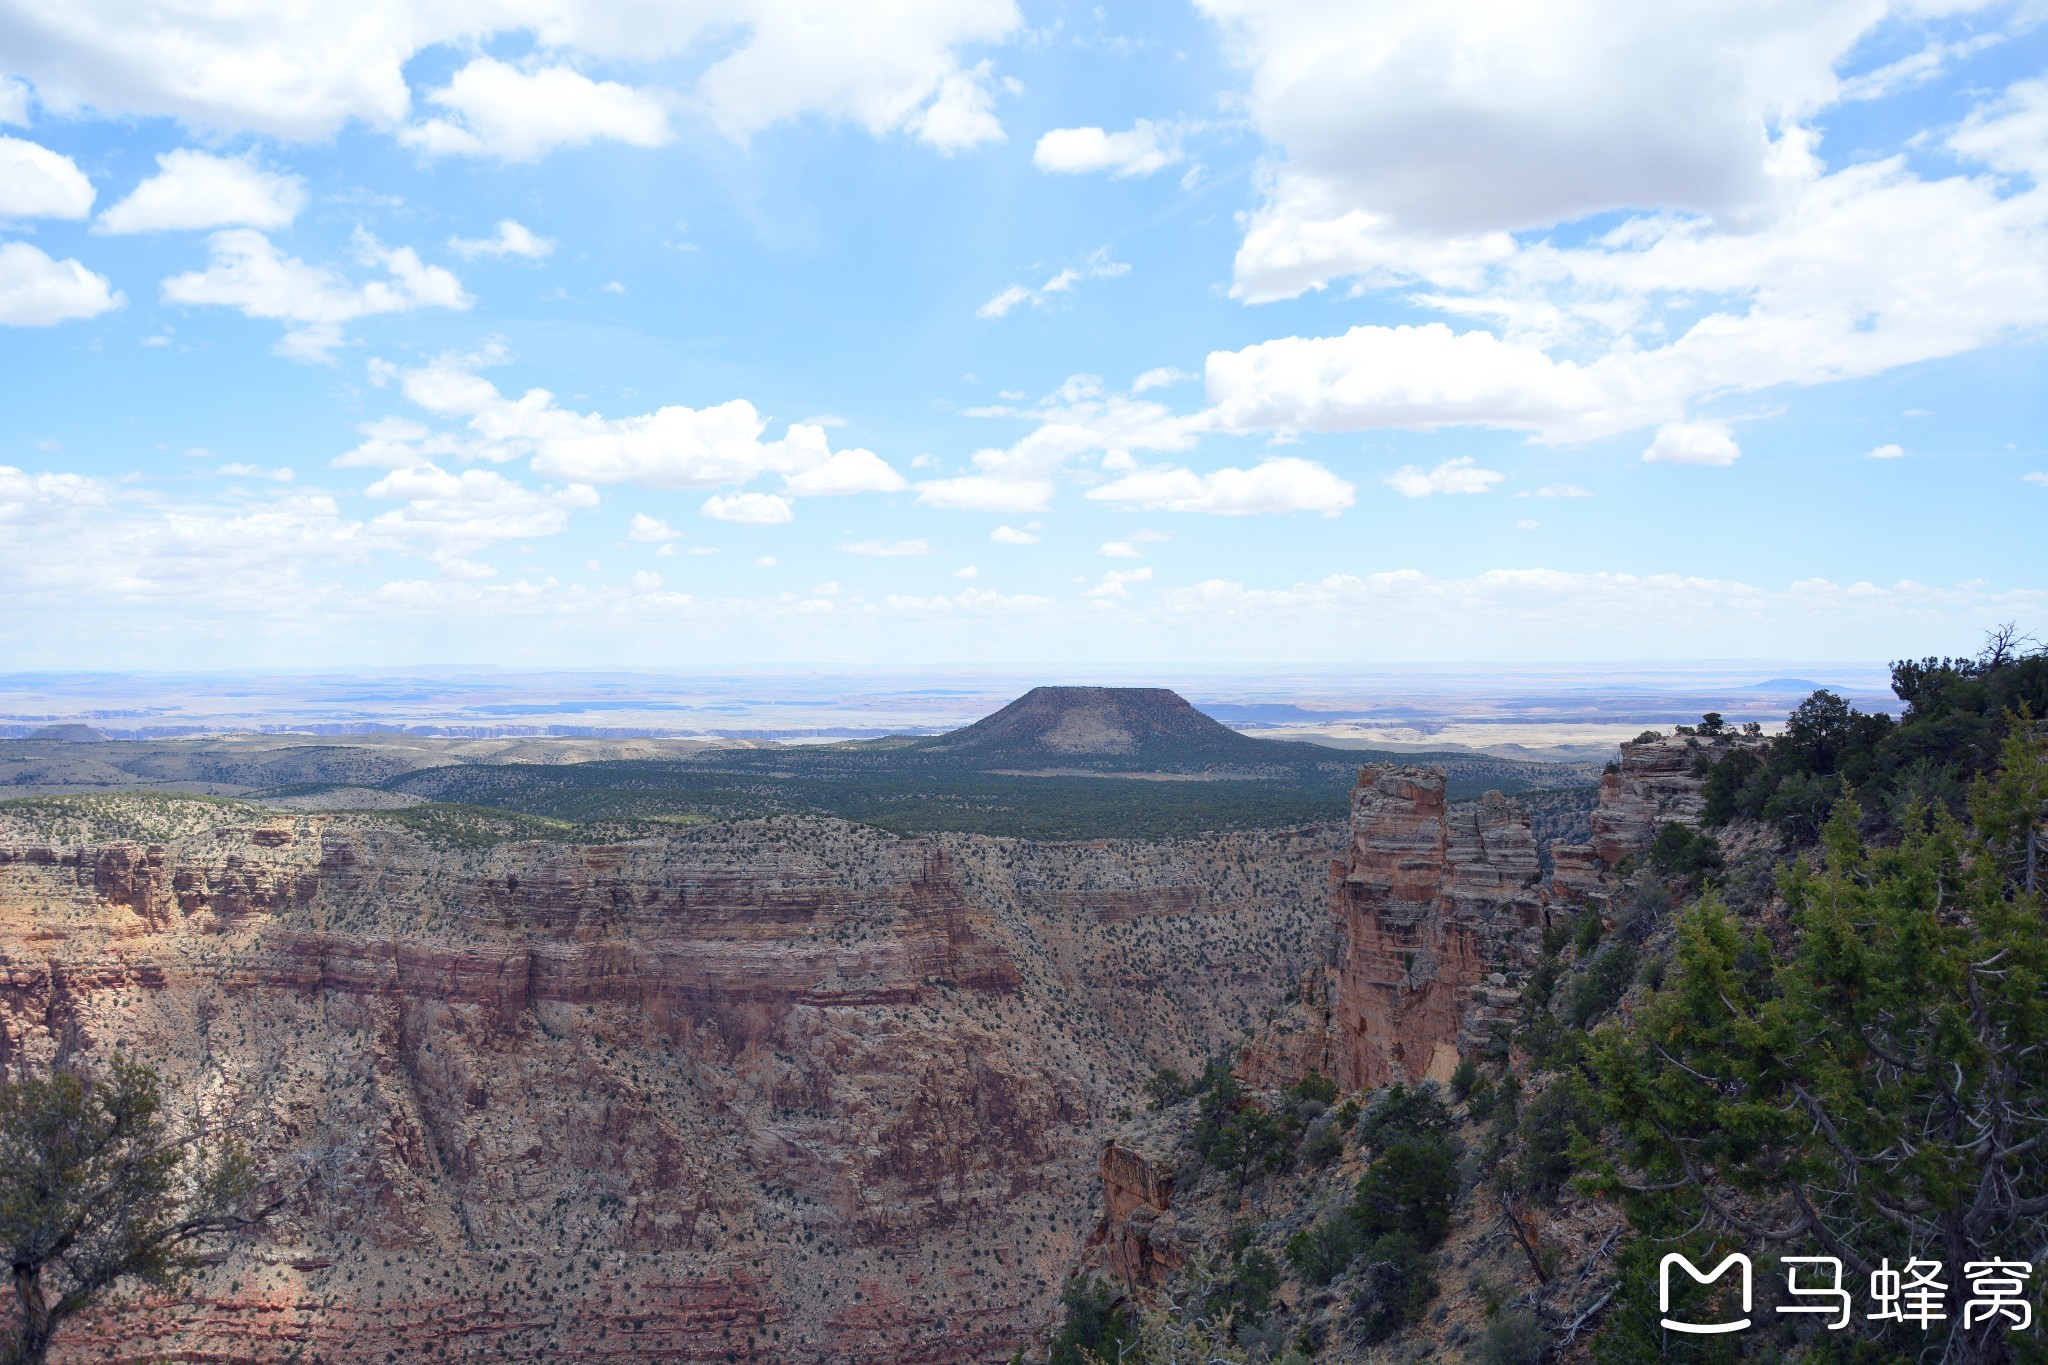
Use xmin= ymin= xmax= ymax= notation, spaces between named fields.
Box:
xmin=1083 ymin=1106 xmax=1200 ymax=1292
xmin=1328 ymin=769 xmax=1548 ymax=1091
xmin=1584 ymin=731 xmax=1765 ymax=865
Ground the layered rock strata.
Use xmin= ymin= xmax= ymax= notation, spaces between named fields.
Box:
xmin=0 ymin=801 xmax=1334 ymax=1364
xmin=1328 ymin=770 xmax=1549 ymax=1091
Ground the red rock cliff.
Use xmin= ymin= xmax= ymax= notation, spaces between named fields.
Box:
xmin=1329 ymin=768 xmax=1547 ymax=1091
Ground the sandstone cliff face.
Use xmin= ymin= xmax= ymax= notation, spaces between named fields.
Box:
xmin=0 ymin=801 xmax=1333 ymax=1364
xmin=1585 ymin=732 xmax=1767 ymax=866
xmin=1087 ymin=1113 xmax=1191 ymax=1291
xmin=1327 ymin=769 xmax=1547 ymax=1092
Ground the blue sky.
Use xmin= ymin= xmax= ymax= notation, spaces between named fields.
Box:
xmin=0 ymin=0 xmax=2043 ymax=668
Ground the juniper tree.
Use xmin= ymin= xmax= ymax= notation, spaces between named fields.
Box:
xmin=1 ymin=1053 xmax=293 ymax=1365
xmin=1584 ymin=784 xmax=2048 ymax=1364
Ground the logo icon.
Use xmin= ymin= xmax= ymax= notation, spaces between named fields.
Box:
xmin=1661 ymin=1253 xmax=1753 ymax=1335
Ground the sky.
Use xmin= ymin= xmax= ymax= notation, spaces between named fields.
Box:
xmin=0 ymin=0 xmax=2043 ymax=669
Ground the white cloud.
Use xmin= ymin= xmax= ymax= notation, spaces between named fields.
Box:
xmin=779 ymin=447 xmax=907 ymax=496
xmin=0 ymin=136 xmax=93 ymax=218
xmin=1867 ymin=442 xmax=1905 ymax=460
xmin=603 ymin=280 xmax=626 ymax=294
xmin=0 ymin=2 xmax=1022 ymax=156
xmin=217 ymin=463 xmax=294 ymax=482
xmin=1205 ymin=2 xmax=1904 ymax=292
xmin=1188 ymin=8 xmax=2048 ymax=458
xmin=95 ymin=150 xmax=302 ymax=233
xmin=2024 ymin=472 xmax=2048 ymax=487
xmin=161 ymin=229 xmax=469 ymax=360
xmin=977 ymin=250 xmax=1128 ymax=319
xmin=1099 ymin=540 xmax=1140 ymax=558
xmin=1535 ymin=483 xmax=1592 ymax=498
xmin=403 ymin=59 xmax=671 ymax=161
xmin=914 ymin=475 xmax=1055 ymax=512
xmin=1131 ymin=366 xmax=1193 ymax=393
xmin=1157 ymin=567 xmax=2048 ymax=658
xmin=955 ymin=564 xmax=978 ymax=578
xmin=839 ymin=538 xmax=929 ymax=556
xmin=1205 ymin=322 xmax=1617 ymax=439
xmin=0 ymin=241 xmax=122 ymax=325
xmin=1642 ymin=421 xmax=1740 ymax=467
xmin=372 ymin=347 xmax=891 ymax=495
xmin=1085 ymin=566 xmax=1152 ymax=600
xmin=883 ymin=586 xmax=1051 ymax=613
xmin=702 ymin=491 xmax=794 ymax=524
xmin=1948 ymin=76 xmax=2048 ymax=182
xmin=631 ymin=570 xmax=662 ymax=590
xmin=626 ymin=512 xmax=679 ymax=542
xmin=990 ymin=523 xmax=1040 ymax=544
xmin=697 ymin=5 xmax=1020 ymax=149
xmin=0 ymin=78 xmax=28 ymax=126
xmin=1033 ymin=119 xmax=1181 ymax=177
xmin=448 ymin=219 xmax=555 ymax=260
xmin=755 ymin=555 xmax=778 ymax=567
xmin=1086 ymin=456 xmax=1353 ymax=516
xmin=0 ymin=465 xmax=365 ymax=610
xmin=1384 ymin=456 xmax=1504 ymax=498
xmin=905 ymin=60 xmax=1005 ymax=151
xmin=1516 ymin=518 xmax=1539 ymax=530
xmin=364 ymin=464 xmax=597 ymax=553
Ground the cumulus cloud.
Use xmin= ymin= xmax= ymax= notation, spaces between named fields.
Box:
xmin=364 ymin=347 xmax=904 ymax=497
xmin=1534 ymin=484 xmax=1592 ymax=498
xmin=364 ymin=464 xmax=598 ymax=554
xmin=1384 ymin=456 xmax=1504 ymax=497
xmin=915 ymin=475 xmax=1055 ymax=513
xmin=626 ymin=512 xmax=679 ymax=541
xmin=1184 ymin=6 xmax=2048 ymax=458
xmin=780 ymin=447 xmax=908 ymax=496
xmin=0 ymin=136 xmax=93 ymax=218
xmin=697 ymin=5 xmax=1019 ymax=149
xmin=161 ymin=229 xmax=470 ymax=360
xmin=1099 ymin=540 xmax=1141 ymax=558
xmin=1131 ymin=367 xmax=1194 ymax=393
xmin=1085 ymin=456 xmax=1354 ymax=516
xmin=0 ymin=464 xmax=365 ymax=610
xmin=0 ymin=241 xmax=122 ymax=325
xmin=1642 ymin=421 xmax=1741 ymax=466
xmin=402 ymin=59 xmax=671 ymax=161
xmin=2023 ymin=472 xmax=2047 ymax=487
xmin=95 ymin=150 xmax=302 ymax=233
xmin=1033 ymin=119 xmax=1181 ymax=177
xmin=0 ymin=78 xmax=28 ymax=126
xmin=1867 ymin=442 xmax=1905 ymax=460
xmin=990 ymin=523 xmax=1040 ymax=544
xmin=0 ymin=2 xmax=1020 ymax=151
xmin=1084 ymin=567 xmax=1152 ymax=601
xmin=701 ymin=491 xmax=793 ymax=523
xmin=977 ymin=250 xmax=1128 ymax=319
xmin=448 ymin=219 xmax=555 ymax=260
xmin=839 ymin=538 xmax=930 ymax=556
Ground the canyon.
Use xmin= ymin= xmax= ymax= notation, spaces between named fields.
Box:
xmin=0 ymin=794 xmax=1336 ymax=1362
xmin=0 ymin=715 xmax=1721 ymax=1362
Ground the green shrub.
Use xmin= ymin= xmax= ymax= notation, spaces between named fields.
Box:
xmin=1048 ymin=1278 xmax=1135 ymax=1365
xmin=1478 ymin=1309 xmax=1549 ymax=1365
xmin=1562 ymin=944 xmax=1639 ymax=1028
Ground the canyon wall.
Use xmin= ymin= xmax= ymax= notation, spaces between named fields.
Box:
xmin=1327 ymin=769 xmax=1548 ymax=1092
xmin=0 ymin=801 xmax=1333 ymax=1364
